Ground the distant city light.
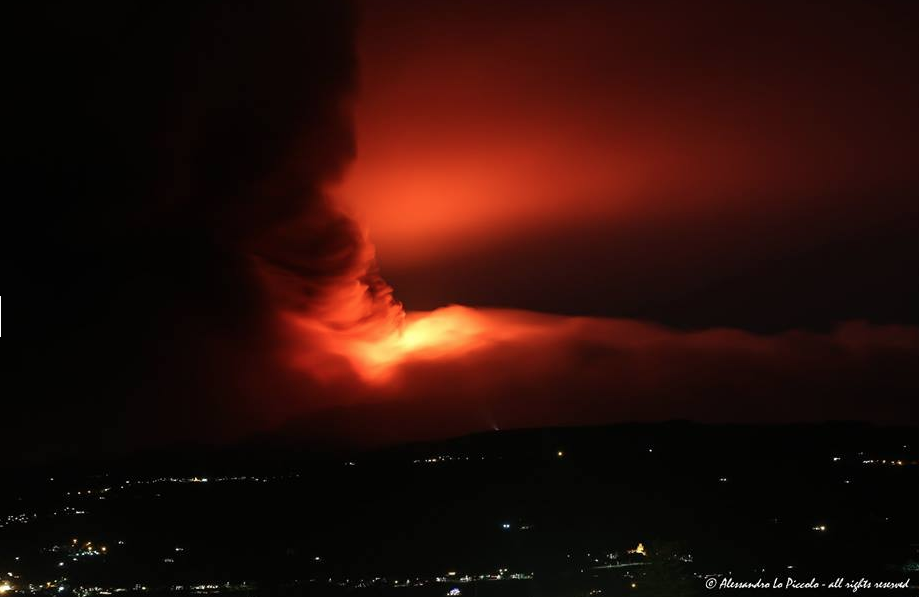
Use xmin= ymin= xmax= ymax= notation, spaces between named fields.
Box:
xmin=812 ymin=525 xmax=827 ymax=532
xmin=0 ymin=583 xmax=12 ymax=594
xmin=502 ymin=523 xmax=511 ymax=529
xmin=627 ymin=543 xmax=646 ymax=556
xmin=448 ymin=588 xmax=461 ymax=596
xmin=557 ymin=451 xmax=564 ymax=457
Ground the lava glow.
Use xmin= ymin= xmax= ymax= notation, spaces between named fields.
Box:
xmin=268 ymin=213 xmax=551 ymax=382
xmin=289 ymin=303 xmax=549 ymax=382
xmin=357 ymin=307 xmax=484 ymax=372
xmin=344 ymin=307 xmax=488 ymax=378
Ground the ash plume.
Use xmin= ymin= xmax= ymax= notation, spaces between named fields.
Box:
xmin=10 ymin=0 xmax=918 ymax=466
xmin=13 ymin=1 xmax=398 ymax=460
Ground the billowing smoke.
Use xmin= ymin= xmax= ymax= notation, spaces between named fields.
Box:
xmin=14 ymin=1 xmax=401 ymax=460
xmin=12 ymin=1 xmax=918 ymax=465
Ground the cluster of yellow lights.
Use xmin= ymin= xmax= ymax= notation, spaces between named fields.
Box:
xmin=627 ymin=542 xmax=646 ymax=556
xmin=72 ymin=538 xmax=107 ymax=552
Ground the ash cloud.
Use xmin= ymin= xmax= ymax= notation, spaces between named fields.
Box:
xmin=10 ymin=1 xmax=917 ymax=465
xmin=283 ymin=310 xmax=919 ymax=448
xmin=14 ymin=2 xmax=381 ymax=461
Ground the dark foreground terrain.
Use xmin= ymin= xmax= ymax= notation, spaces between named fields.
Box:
xmin=2 ymin=422 xmax=917 ymax=596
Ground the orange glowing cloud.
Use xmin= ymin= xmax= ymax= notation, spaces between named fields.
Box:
xmin=265 ymin=216 xmax=917 ymax=414
xmin=287 ymin=304 xmax=565 ymax=382
xmin=245 ymin=0 xmax=919 ymax=441
xmin=275 ymin=302 xmax=918 ymax=444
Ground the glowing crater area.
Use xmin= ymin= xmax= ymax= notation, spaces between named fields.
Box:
xmin=355 ymin=307 xmax=487 ymax=373
xmin=287 ymin=303 xmax=553 ymax=383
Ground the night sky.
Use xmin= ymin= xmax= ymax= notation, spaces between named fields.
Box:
xmin=10 ymin=0 xmax=918 ymax=465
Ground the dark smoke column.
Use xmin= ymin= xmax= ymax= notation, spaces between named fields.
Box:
xmin=13 ymin=2 xmax=367 ymax=462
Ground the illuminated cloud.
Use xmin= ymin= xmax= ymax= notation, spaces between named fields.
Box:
xmin=275 ymin=305 xmax=918 ymax=445
xmin=13 ymin=0 xmax=918 ymax=463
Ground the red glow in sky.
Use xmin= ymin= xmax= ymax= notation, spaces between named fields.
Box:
xmin=335 ymin=1 xmax=917 ymax=269
xmin=280 ymin=0 xmax=918 ymax=434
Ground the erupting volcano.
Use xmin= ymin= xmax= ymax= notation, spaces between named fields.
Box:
xmin=262 ymin=191 xmax=916 ymax=436
xmin=268 ymin=211 xmax=514 ymax=383
xmin=13 ymin=0 xmax=917 ymax=461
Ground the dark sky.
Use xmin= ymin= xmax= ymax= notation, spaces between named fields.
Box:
xmin=9 ymin=0 xmax=918 ymax=465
